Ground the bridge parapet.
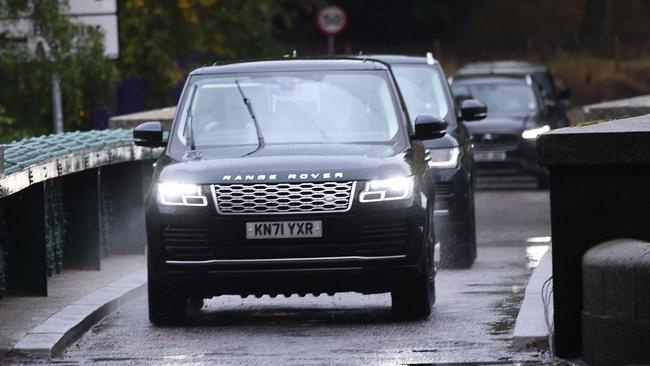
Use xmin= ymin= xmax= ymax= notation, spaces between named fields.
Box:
xmin=0 ymin=129 xmax=162 ymax=298
xmin=537 ymin=114 xmax=650 ymax=359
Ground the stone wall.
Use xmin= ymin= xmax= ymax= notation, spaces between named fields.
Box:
xmin=583 ymin=95 xmax=650 ymax=121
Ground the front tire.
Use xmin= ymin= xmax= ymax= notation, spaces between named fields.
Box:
xmin=391 ymin=265 xmax=435 ymax=320
xmin=391 ymin=209 xmax=435 ymax=320
xmin=439 ymin=187 xmax=477 ymax=269
xmin=148 ymin=269 xmax=186 ymax=326
xmin=537 ymin=171 xmax=550 ymax=189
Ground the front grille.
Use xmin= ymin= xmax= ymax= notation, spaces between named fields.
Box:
xmin=472 ymin=133 xmax=519 ymax=151
xmin=211 ymin=181 xmax=356 ymax=215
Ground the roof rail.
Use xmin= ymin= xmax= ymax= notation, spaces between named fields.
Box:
xmin=283 ymin=50 xmax=298 ymax=58
xmin=426 ymin=52 xmax=435 ymax=65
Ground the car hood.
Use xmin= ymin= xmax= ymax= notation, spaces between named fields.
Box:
xmin=465 ymin=115 xmax=533 ymax=134
xmin=158 ymin=143 xmax=416 ymax=184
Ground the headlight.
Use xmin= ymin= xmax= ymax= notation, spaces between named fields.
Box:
xmin=426 ymin=147 xmax=460 ymax=169
xmin=522 ymin=125 xmax=550 ymax=139
xmin=158 ymin=183 xmax=208 ymax=206
xmin=359 ymin=176 xmax=414 ymax=203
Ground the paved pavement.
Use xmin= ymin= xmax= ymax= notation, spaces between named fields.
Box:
xmin=7 ymin=179 xmax=554 ymax=365
xmin=0 ymin=255 xmax=145 ymax=359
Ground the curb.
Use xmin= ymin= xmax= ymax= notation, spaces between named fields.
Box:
xmin=513 ymin=249 xmax=553 ymax=348
xmin=12 ymin=269 xmax=147 ymax=358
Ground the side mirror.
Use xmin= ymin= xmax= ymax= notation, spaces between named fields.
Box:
xmin=460 ymin=99 xmax=487 ymax=122
xmin=544 ymin=99 xmax=558 ymax=111
xmin=411 ymin=115 xmax=448 ymax=141
xmin=454 ymin=94 xmax=471 ymax=109
xmin=134 ymin=121 xmax=165 ymax=147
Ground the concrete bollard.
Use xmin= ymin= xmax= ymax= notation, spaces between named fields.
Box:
xmin=582 ymin=239 xmax=650 ymax=366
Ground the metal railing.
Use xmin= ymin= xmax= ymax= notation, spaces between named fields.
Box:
xmin=0 ymin=129 xmax=161 ymax=298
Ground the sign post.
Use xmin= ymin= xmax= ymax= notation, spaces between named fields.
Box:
xmin=317 ymin=5 xmax=347 ymax=55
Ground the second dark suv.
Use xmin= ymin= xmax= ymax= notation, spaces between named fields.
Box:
xmin=369 ymin=54 xmax=487 ymax=269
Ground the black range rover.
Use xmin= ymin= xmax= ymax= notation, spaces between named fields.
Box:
xmin=134 ymin=58 xmax=449 ymax=324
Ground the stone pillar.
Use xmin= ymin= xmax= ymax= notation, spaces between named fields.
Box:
xmin=537 ymin=114 xmax=650 ymax=358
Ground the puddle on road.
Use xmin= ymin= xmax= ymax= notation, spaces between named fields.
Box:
xmin=486 ymin=280 xmax=526 ymax=338
xmin=525 ymin=242 xmax=550 ymax=270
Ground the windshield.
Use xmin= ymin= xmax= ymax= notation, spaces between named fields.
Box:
xmin=173 ymin=71 xmax=402 ymax=151
xmin=452 ymin=82 xmax=538 ymax=116
xmin=391 ymin=65 xmax=450 ymax=124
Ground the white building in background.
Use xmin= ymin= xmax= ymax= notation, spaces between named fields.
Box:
xmin=67 ymin=0 xmax=118 ymax=58
xmin=0 ymin=0 xmax=119 ymax=59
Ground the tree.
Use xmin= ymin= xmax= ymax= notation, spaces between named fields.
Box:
xmin=580 ymin=0 xmax=610 ymax=50
xmin=118 ymin=0 xmax=321 ymax=109
xmin=0 ymin=105 xmax=14 ymax=141
xmin=0 ymin=0 xmax=118 ymax=141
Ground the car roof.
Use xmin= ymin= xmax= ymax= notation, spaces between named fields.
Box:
xmin=190 ymin=58 xmax=389 ymax=75
xmin=452 ymin=75 xmax=530 ymax=85
xmin=361 ymin=54 xmax=439 ymax=65
xmin=454 ymin=60 xmax=548 ymax=78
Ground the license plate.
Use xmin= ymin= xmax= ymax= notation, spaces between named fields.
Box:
xmin=475 ymin=151 xmax=507 ymax=162
xmin=246 ymin=220 xmax=322 ymax=239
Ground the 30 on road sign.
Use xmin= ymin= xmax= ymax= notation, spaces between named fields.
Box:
xmin=317 ymin=5 xmax=347 ymax=36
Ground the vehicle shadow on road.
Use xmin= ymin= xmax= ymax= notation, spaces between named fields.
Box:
xmin=183 ymin=308 xmax=398 ymax=327
xmin=177 ymin=297 xmax=410 ymax=327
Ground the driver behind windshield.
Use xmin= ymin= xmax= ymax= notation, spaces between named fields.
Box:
xmin=178 ymin=72 xmax=399 ymax=150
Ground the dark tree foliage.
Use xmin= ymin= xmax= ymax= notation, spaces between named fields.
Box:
xmin=337 ymin=0 xmax=472 ymax=42
xmin=280 ymin=0 xmax=473 ymax=54
xmin=118 ymin=0 xmax=322 ymax=109
xmin=580 ymin=0 xmax=610 ymax=50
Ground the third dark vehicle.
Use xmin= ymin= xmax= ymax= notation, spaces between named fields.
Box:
xmin=452 ymin=60 xmax=572 ymax=109
xmin=133 ymin=57 xmax=485 ymax=325
xmin=369 ymin=54 xmax=487 ymax=269
xmin=450 ymin=73 xmax=568 ymax=188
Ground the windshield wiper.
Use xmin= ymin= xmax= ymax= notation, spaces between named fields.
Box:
xmin=184 ymin=84 xmax=199 ymax=151
xmin=235 ymin=79 xmax=265 ymax=156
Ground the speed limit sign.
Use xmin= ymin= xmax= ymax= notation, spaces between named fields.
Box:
xmin=317 ymin=5 xmax=347 ymax=36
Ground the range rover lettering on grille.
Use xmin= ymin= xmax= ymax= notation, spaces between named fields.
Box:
xmin=211 ymin=181 xmax=356 ymax=215
xmin=222 ymin=172 xmax=343 ymax=181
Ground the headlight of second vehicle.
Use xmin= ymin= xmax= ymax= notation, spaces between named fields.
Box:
xmin=426 ymin=147 xmax=460 ymax=169
xmin=359 ymin=177 xmax=414 ymax=203
xmin=522 ymin=125 xmax=551 ymax=140
xmin=158 ymin=183 xmax=208 ymax=206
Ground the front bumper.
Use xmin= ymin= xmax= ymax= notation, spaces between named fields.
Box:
xmin=473 ymin=136 xmax=543 ymax=175
xmin=146 ymin=195 xmax=427 ymax=296
xmin=429 ymin=164 xmax=471 ymax=219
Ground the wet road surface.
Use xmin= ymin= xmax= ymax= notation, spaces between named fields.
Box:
xmin=21 ymin=179 xmax=553 ymax=365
